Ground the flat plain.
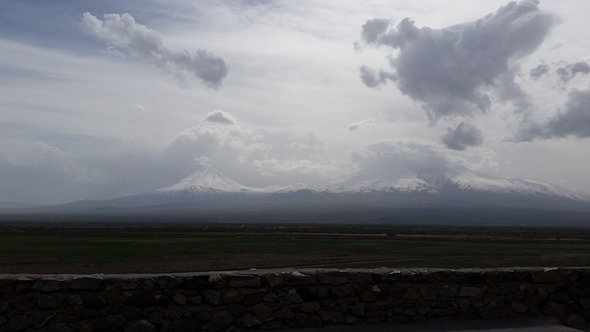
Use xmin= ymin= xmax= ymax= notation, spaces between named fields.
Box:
xmin=1 ymin=221 xmax=590 ymax=274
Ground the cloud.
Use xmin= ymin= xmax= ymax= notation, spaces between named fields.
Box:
xmin=348 ymin=118 xmax=375 ymax=132
xmin=203 ymin=110 xmax=237 ymax=125
xmin=517 ymin=87 xmax=590 ymax=140
xmin=164 ymin=111 xmax=335 ymax=186
xmin=0 ymin=139 xmax=99 ymax=182
xmin=351 ymin=139 xmax=461 ymax=179
xmin=0 ymin=139 xmax=103 ymax=204
xmin=361 ymin=18 xmax=391 ymax=44
xmin=194 ymin=155 xmax=212 ymax=166
xmin=359 ymin=66 xmax=396 ymax=88
xmin=441 ymin=122 xmax=484 ymax=150
xmin=556 ymin=61 xmax=590 ymax=82
xmin=530 ymin=63 xmax=550 ymax=79
xmin=82 ymin=12 xmax=229 ymax=88
xmin=360 ymin=1 xmax=555 ymax=123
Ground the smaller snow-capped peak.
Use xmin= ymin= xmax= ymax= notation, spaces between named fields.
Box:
xmin=320 ymin=167 xmax=441 ymax=194
xmin=451 ymin=174 xmax=588 ymax=201
xmin=263 ymin=183 xmax=318 ymax=194
xmin=155 ymin=163 xmax=258 ymax=194
xmin=315 ymin=162 xmax=588 ymax=202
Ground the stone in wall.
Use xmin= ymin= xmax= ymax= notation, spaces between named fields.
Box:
xmin=0 ymin=268 xmax=589 ymax=331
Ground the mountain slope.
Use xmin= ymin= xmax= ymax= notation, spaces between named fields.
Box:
xmin=317 ymin=162 xmax=587 ymax=204
xmin=154 ymin=164 xmax=260 ymax=195
xmin=8 ymin=162 xmax=589 ymax=220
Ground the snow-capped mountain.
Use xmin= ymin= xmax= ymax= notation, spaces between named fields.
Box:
xmin=319 ymin=169 xmax=440 ymax=194
xmin=317 ymin=163 xmax=587 ymax=202
xmin=451 ymin=174 xmax=587 ymax=201
xmin=154 ymin=163 xmax=260 ymax=195
xmin=146 ymin=162 xmax=588 ymax=208
xmin=17 ymin=162 xmax=589 ymax=223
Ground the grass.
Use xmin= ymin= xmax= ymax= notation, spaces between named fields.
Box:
xmin=1 ymin=232 xmax=590 ymax=268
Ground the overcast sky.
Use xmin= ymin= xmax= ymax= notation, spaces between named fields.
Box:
xmin=1 ymin=0 xmax=589 ymax=204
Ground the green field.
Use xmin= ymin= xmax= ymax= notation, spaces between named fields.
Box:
xmin=1 ymin=222 xmax=589 ymax=273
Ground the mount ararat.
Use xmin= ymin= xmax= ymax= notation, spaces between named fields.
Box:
xmin=12 ymin=161 xmax=589 ymax=226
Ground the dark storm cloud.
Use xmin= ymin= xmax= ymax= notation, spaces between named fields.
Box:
xmin=359 ymin=66 xmax=396 ymax=88
xmin=556 ymin=61 xmax=590 ymax=82
xmin=82 ymin=12 xmax=228 ymax=88
xmin=530 ymin=63 xmax=550 ymax=79
xmin=441 ymin=122 xmax=484 ymax=150
xmin=360 ymin=1 xmax=555 ymax=123
xmin=517 ymin=88 xmax=590 ymax=140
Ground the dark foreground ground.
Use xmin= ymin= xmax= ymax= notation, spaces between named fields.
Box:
xmin=1 ymin=221 xmax=590 ymax=274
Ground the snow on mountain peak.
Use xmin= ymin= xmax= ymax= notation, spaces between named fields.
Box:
xmin=152 ymin=159 xmax=588 ymax=204
xmin=451 ymin=174 xmax=587 ymax=200
xmin=155 ymin=164 xmax=257 ymax=194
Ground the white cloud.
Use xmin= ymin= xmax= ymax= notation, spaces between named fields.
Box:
xmin=163 ymin=111 xmax=338 ymax=186
xmin=350 ymin=139 xmax=507 ymax=187
xmin=82 ymin=12 xmax=229 ymax=88
xmin=351 ymin=139 xmax=459 ymax=178
xmin=0 ymin=139 xmax=103 ymax=204
xmin=203 ymin=110 xmax=237 ymax=125
xmin=0 ymin=139 xmax=100 ymax=183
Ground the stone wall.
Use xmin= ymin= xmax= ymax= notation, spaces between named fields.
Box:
xmin=1 ymin=267 xmax=590 ymax=331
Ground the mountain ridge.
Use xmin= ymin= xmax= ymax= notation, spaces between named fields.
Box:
xmin=5 ymin=163 xmax=589 ymax=223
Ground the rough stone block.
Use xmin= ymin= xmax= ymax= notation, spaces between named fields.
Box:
xmin=284 ymin=289 xmax=303 ymax=304
xmin=203 ymin=290 xmax=221 ymax=305
xmin=420 ymin=288 xmax=437 ymax=300
xmin=70 ymin=274 xmax=104 ymax=291
xmin=331 ymin=284 xmax=355 ymax=299
xmin=262 ymin=273 xmax=283 ymax=288
xmin=124 ymin=319 xmax=156 ymax=332
xmin=318 ymin=272 xmax=348 ymax=285
xmin=532 ymin=269 xmax=561 ymax=283
xmin=208 ymin=311 xmax=233 ymax=332
xmin=124 ymin=291 xmax=155 ymax=307
xmin=221 ymin=289 xmax=243 ymax=304
xmin=14 ymin=295 xmax=35 ymax=312
xmin=511 ymin=302 xmax=528 ymax=313
xmin=6 ymin=315 xmax=33 ymax=331
xmin=349 ymin=303 xmax=365 ymax=317
xmin=38 ymin=294 xmax=65 ymax=309
xmin=284 ymin=272 xmax=317 ymax=286
xmin=275 ymin=307 xmax=295 ymax=320
xmin=459 ymin=286 xmax=484 ymax=298
xmin=241 ymin=313 xmax=262 ymax=328
xmin=319 ymin=310 xmax=344 ymax=324
xmin=300 ymin=301 xmax=321 ymax=313
xmin=296 ymin=312 xmax=323 ymax=328
xmin=253 ymin=303 xmax=275 ymax=319
xmin=224 ymin=274 xmax=261 ymax=288
xmin=32 ymin=278 xmax=66 ymax=292
xmin=172 ymin=293 xmax=187 ymax=305
xmin=157 ymin=275 xmax=183 ymax=289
